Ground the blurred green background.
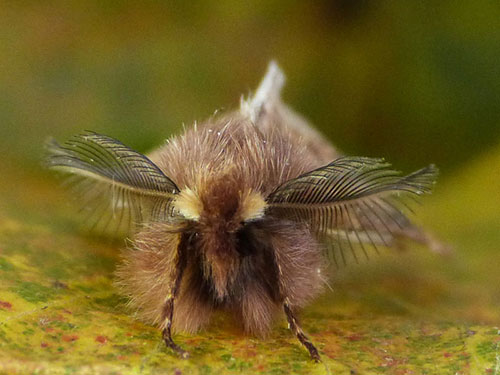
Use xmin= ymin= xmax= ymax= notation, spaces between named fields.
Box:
xmin=1 ymin=1 xmax=499 ymax=173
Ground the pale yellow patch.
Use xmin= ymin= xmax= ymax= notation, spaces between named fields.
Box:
xmin=240 ymin=190 xmax=267 ymax=222
xmin=174 ymin=188 xmax=203 ymax=221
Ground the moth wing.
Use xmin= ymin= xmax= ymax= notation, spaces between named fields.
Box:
xmin=266 ymin=156 xmax=439 ymax=266
xmin=46 ymin=131 xmax=180 ymax=235
xmin=240 ymin=61 xmax=339 ymax=163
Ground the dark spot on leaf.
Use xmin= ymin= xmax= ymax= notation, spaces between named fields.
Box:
xmin=245 ymin=349 xmax=257 ymax=357
xmin=96 ymin=335 xmax=108 ymax=344
xmin=346 ymin=334 xmax=363 ymax=341
xmin=61 ymin=334 xmax=79 ymax=342
xmin=52 ymin=280 xmax=68 ymax=289
xmin=0 ymin=301 xmax=12 ymax=310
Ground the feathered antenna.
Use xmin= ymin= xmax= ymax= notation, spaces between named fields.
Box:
xmin=266 ymin=156 xmax=438 ymax=265
xmin=45 ymin=131 xmax=180 ymax=234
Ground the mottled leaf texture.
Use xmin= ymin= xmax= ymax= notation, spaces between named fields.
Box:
xmin=45 ymin=132 xmax=179 ymax=233
xmin=266 ymin=157 xmax=438 ymax=265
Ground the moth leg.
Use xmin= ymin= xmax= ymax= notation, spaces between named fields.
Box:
xmin=283 ymin=299 xmax=321 ymax=362
xmin=273 ymin=249 xmax=321 ymax=361
xmin=160 ymin=235 xmax=189 ymax=358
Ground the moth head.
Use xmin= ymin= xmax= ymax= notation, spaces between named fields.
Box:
xmin=172 ymin=174 xmax=267 ymax=298
xmin=173 ymin=175 xmax=267 ymax=232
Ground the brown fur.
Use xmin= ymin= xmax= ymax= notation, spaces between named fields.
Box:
xmin=116 ymin=113 xmax=327 ymax=335
xmin=149 ymin=113 xmax=322 ymax=195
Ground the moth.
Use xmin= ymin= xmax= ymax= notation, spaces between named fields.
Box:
xmin=46 ymin=62 xmax=445 ymax=361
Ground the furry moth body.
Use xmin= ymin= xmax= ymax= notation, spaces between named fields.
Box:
xmin=46 ymin=62 xmax=441 ymax=361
